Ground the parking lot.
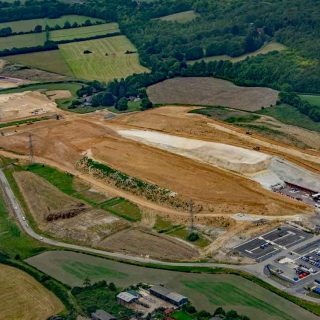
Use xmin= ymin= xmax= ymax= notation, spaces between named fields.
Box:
xmin=235 ymin=226 xmax=312 ymax=262
xmin=265 ymin=236 xmax=320 ymax=287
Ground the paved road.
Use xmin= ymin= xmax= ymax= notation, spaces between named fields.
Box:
xmin=1 ymin=168 xmax=320 ymax=304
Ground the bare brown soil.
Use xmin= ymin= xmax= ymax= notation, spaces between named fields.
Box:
xmin=46 ymin=90 xmax=72 ymax=101
xmin=0 ymin=91 xmax=58 ymax=122
xmin=1 ymin=107 xmax=317 ymax=219
xmin=0 ymin=76 xmax=30 ymax=89
xmin=147 ymin=77 xmax=278 ymax=111
xmin=14 ymin=171 xmax=84 ymax=224
xmin=0 ymin=63 xmax=68 ymax=82
xmin=100 ymin=228 xmax=199 ymax=261
xmin=14 ymin=171 xmax=128 ymax=245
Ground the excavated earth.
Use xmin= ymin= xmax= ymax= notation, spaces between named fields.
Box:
xmin=1 ymin=105 xmax=319 ymax=220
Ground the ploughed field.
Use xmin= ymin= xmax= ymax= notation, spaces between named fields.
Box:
xmin=0 ymin=263 xmax=64 ymax=320
xmin=147 ymin=77 xmax=279 ymax=111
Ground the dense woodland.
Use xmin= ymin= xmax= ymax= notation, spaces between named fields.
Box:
xmin=0 ymin=0 xmax=320 ymax=110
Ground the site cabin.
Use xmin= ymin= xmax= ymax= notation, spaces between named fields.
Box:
xmin=149 ymin=286 xmax=188 ymax=307
xmin=91 ymin=310 xmax=116 ymax=320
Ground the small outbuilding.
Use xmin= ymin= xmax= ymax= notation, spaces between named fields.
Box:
xmin=149 ymin=286 xmax=188 ymax=306
xmin=117 ymin=291 xmax=138 ymax=306
xmin=91 ymin=310 xmax=116 ymax=320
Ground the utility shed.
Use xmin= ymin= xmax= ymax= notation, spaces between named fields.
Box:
xmin=91 ymin=310 xmax=116 ymax=320
xmin=150 ymin=286 xmax=188 ymax=306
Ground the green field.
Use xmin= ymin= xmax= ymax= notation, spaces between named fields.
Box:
xmin=0 ymin=32 xmax=45 ymax=50
xmin=50 ymin=23 xmax=120 ymax=42
xmin=59 ymin=36 xmax=149 ymax=82
xmin=0 ymin=15 xmax=103 ymax=33
xmin=300 ymin=94 xmax=320 ymax=107
xmin=0 ymin=82 xmax=82 ymax=98
xmin=259 ymin=104 xmax=320 ymax=132
xmin=167 ymin=227 xmax=210 ymax=248
xmin=26 ymin=250 xmax=319 ymax=320
xmin=100 ymin=198 xmax=142 ymax=222
xmin=157 ymin=10 xmax=199 ymax=23
xmin=189 ymin=42 xmax=287 ymax=64
xmin=5 ymin=50 xmax=73 ymax=76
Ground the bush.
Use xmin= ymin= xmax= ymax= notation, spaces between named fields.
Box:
xmin=187 ymin=232 xmax=199 ymax=242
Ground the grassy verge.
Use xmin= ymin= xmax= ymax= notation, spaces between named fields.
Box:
xmin=0 ymin=116 xmax=51 ymax=129
xmin=100 ymin=197 xmax=141 ymax=222
xmin=0 ymin=186 xmax=46 ymax=259
xmin=167 ymin=226 xmax=210 ymax=248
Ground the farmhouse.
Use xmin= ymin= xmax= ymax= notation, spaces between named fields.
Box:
xmin=91 ymin=310 xmax=116 ymax=320
xmin=117 ymin=291 xmax=138 ymax=306
xmin=149 ymin=286 xmax=188 ymax=306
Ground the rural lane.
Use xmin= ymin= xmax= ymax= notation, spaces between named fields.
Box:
xmin=1 ymin=167 xmax=320 ymax=305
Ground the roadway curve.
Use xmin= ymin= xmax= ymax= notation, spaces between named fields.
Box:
xmin=1 ymin=166 xmax=320 ymax=306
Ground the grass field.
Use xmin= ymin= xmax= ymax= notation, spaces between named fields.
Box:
xmin=0 ymin=32 xmax=46 ymax=50
xmin=50 ymin=23 xmax=120 ymax=41
xmin=259 ymin=104 xmax=320 ymax=132
xmin=26 ymin=250 xmax=320 ymax=320
xmin=100 ymin=197 xmax=142 ymax=221
xmin=0 ymin=263 xmax=64 ymax=320
xmin=189 ymin=42 xmax=287 ymax=64
xmin=5 ymin=50 xmax=73 ymax=76
xmin=0 ymin=15 xmax=103 ymax=33
xmin=167 ymin=227 xmax=210 ymax=248
xmin=0 ymin=82 xmax=81 ymax=96
xmin=300 ymin=94 xmax=320 ymax=107
xmin=59 ymin=36 xmax=149 ymax=82
xmin=157 ymin=10 xmax=199 ymax=23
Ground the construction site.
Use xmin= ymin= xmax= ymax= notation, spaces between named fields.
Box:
xmin=1 ymin=102 xmax=320 ymax=262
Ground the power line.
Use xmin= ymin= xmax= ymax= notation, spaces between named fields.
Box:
xmin=28 ymin=133 xmax=34 ymax=165
xmin=189 ymin=199 xmax=194 ymax=231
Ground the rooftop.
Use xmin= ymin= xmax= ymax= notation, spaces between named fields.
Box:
xmin=117 ymin=291 xmax=138 ymax=303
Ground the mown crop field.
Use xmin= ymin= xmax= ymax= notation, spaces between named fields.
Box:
xmin=27 ymin=251 xmax=319 ymax=320
xmin=0 ymin=264 xmax=64 ymax=320
xmin=0 ymin=15 xmax=103 ymax=33
xmin=158 ymin=10 xmax=199 ymax=23
xmin=5 ymin=50 xmax=73 ymax=76
xmin=59 ymin=35 xmax=149 ymax=82
xmin=0 ymin=32 xmax=45 ymax=50
xmin=50 ymin=23 xmax=120 ymax=42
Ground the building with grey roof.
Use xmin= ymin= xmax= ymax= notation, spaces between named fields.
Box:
xmin=149 ymin=286 xmax=188 ymax=306
xmin=91 ymin=310 xmax=116 ymax=320
xmin=117 ymin=291 xmax=138 ymax=306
